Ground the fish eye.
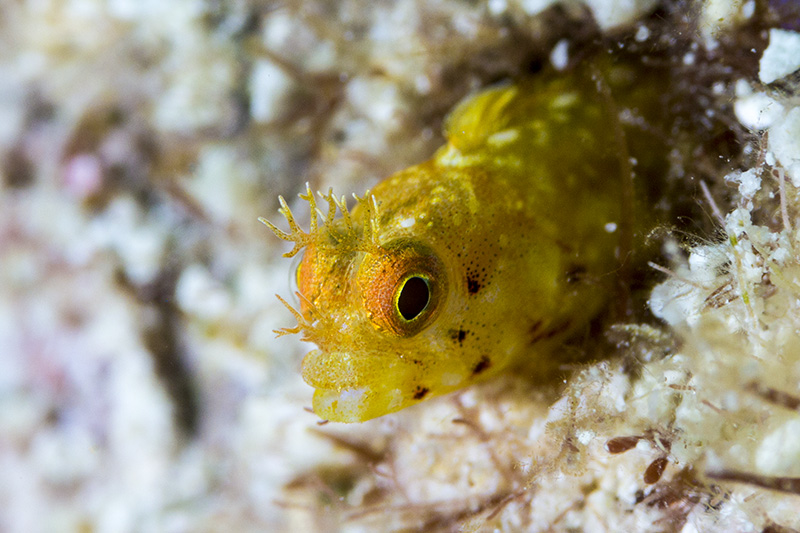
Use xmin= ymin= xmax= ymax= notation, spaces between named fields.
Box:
xmin=397 ymin=276 xmax=431 ymax=321
xmin=358 ymin=241 xmax=446 ymax=337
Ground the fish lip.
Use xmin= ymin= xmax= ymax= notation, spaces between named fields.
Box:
xmin=312 ymin=384 xmax=408 ymax=423
xmin=312 ymin=386 xmax=370 ymax=423
xmin=301 ymin=348 xmax=369 ymax=390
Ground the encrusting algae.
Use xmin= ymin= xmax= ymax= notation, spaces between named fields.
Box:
xmin=264 ymin=52 xmax=694 ymax=423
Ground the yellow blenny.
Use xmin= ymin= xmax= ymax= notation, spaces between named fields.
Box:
xmin=264 ymin=54 xmax=671 ymax=422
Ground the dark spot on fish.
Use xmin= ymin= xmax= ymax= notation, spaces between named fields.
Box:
xmin=472 ymin=355 xmax=491 ymax=375
xmin=450 ymin=328 xmax=468 ymax=345
xmin=467 ymin=276 xmax=481 ymax=294
xmin=413 ymin=386 xmax=429 ymax=400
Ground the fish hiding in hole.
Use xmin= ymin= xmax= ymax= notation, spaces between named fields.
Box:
xmin=263 ymin=52 xmax=688 ymax=423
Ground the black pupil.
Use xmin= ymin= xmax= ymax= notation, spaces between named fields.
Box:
xmin=397 ymin=276 xmax=430 ymax=320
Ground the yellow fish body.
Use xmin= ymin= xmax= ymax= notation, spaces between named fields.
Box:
xmin=265 ymin=56 xmax=669 ymax=422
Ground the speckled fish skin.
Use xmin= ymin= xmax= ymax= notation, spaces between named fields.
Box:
xmin=267 ymin=55 xmax=670 ymax=422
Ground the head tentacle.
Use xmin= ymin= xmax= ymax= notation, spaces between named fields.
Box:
xmin=260 ymin=183 xmax=384 ymax=259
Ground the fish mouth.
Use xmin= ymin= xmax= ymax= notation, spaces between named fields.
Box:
xmin=311 ymin=387 xmax=370 ymax=423
xmin=312 ymin=385 xmax=404 ymax=423
xmin=301 ymin=349 xmax=367 ymax=390
xmin=301 ymin=348 xmax=405 ymax=390
xmin=300 ymin=349 xmax=410 ymax=422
